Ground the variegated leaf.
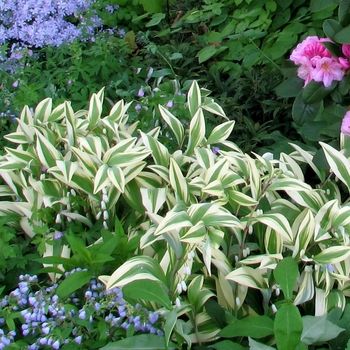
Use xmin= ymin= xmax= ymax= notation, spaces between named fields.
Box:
xmin=188 ymin=80 xmax=201 ymax=117
xmin=87 ymin=93 xmax=102 ymax=129
xmin=34 ymin=97 xmax=52 ymax=123
xmin=93 ymin=164 xmax=110 ymax=194
xmin=154 ymin=210 xmax=192 ymax=236
xmin=207 ymin=121 xmax=235 ymax=145
xmin=313 ymin=246 xmax=350 ymax=264
xmin=169 ymin=158 xmax=189 ymax=203
xmin=140 ymin=188 xmax=166 ymax=214
xmin=186 ymin=108 xmax=206 ymax=155
xmin=103 ymin=256 xmax=167 ymax=289
xmin=226 ymin=266 xmax=268 ymax=290
xmin=107 ymin=166 xmax=125 ymax=193
xmin=36 ymin=131 xmax=63 ymax=168
xmin=255 ymin=213 xmax=293 ymax=244
xmin=158 ymin=105 xmax=184 ymax=145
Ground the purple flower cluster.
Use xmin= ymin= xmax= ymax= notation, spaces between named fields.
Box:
xmin=0 ymin=0 xmax=95 ymax=48
xmin=0 ymin=269 xmax=164 ymax=349
xmin=0 ymin=0 xmax=126 ymax=71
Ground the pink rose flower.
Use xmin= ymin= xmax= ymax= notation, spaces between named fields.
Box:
xmin=341 ymin=111 xmax=350 ymax=135
xmin=311 ymin=57 xmax=344 ymax=87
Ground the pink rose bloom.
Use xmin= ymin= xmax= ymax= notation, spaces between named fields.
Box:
xmin=342 ymin=44 xmax=350 ymax=58
xmin=341 ymin=111 xmax=350 ymax=135
xmin=311 ymin=57 xmax=344 ymax=87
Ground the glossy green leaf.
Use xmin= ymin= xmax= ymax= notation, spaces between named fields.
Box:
xmin=56 ymin=270 xmax=93 ymax=299
xmin=122 ymin=279 xmax=171 ymax=309
xmin=220 ymin=316 xmax=274 ymax=339
xmin=101 ymin=334 xmax=172 ymax=350
xmin=302 ymin=80 xmax=336 ymax=104
xmin=274 ymin=303 xmax=303 ymax=350
xmin=274 ymin=257 xmax=298 ymax=300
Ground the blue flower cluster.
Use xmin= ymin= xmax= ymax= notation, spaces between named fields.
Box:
xmin=0 ymin=1 xmax=126 ymax=71
xmin=0 ymin=269 xmax=164 ymax=349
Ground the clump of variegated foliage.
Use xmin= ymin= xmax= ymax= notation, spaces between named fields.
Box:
xmin=2 ymin=82 xmax=350 ymax=349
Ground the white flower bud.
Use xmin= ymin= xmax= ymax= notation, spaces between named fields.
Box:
xmin=183 ymin=266 xmax=191 ymax=275
xmin=70 ymin=189 xmax=76 ymax=196
xmin=240 ymin=285 xmax=246 ymax=293
xmin=314 ymin=264 xmax=319 ymax=271
xmin=248 ymin=225 xmax=253 ymax=234
xmin=96 ymin=211 xmax=102 ymax=220
xmin=326 ymin=189 xmax=330 ymax=195
xmin=275 ymin=287 xmax=280 ymax=297
xmin=103 ymin=211 xmax=109 ymax=220
xmin=272 ymin=304 xmax=278 ymax=313
xmin=101 ymin=201 xmax=106 ymax=210
xmin=177 ymin=283 xmax=182 ymax=294
xmin=103 ymin=128 xmax=107 ymax=134
xmin=234 ymin=255 xmax=239 ymax=263
xmin=55 ymin=214 xmax=62 ymax=224
xmin=246 ymin=247 xmax=250 ymax=255
xmin=102 ymin=188 xmax=107 ymax=195
xmin=103 ymin=221 xmax=108 ymax=229
xmin=181 ymin=281 xmax=187 ymax=292
xmin=242 ymin=249 xmax=247 ymax=258
xmin=102 ymin=194 xmax=109 ymax=203
xmin=235 ymin=297 xmax=241 ymax=307
xmin=175 ymin=297 xmax=181 ymax=308
xmin=256 ymin=209 xmax=263 ymax=216
xmin=40 ymin=174 xmax=45 ymax=180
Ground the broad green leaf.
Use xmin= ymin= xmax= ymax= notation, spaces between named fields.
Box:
xmin=158 ymin=105 xmax=184 ymax=145
xmin=56 ymin=270 xmax=93 ymax=299
xmin=274 ymin=303 xmax=303 ymax=350
xmin=101 ymin=334 xmax=172 ymax=350
xmin=208 ymin=121 xmax=235 ymax=146
xmin=186 ymin=108 xmax=206 ymax=155
xmin=220 ymin=316 xmax=274 ymax=339
xmin=321 ymin=142 xmax=350 ymax=191
xmin=122 ymin=279 xmax=171 ymax=309
xmin=310 ymin=0 xmax=336 ymax=12
xmin=302 ymin=80 xmax=336 ymax=104
xmin=226 ymin=266 xmax=268 ymax=290
xmin=301 ymin=315 xmax=344 ymax=345
xmin=188 ymin=275 xmax=204 ymax=305
xmin=249 ymin=338 xmax=275 ymax=350
xmin=332 ymin=206 xmax=350 ymax=227
xmin=188 ymin=80 xmax=201 ymax=116
xmin=274 ymin=257 xmax=298 ymax=301
xmin=209 ymin=340 xmax=245 ymax=350
xmin=313 ymin=246 xmax=350 ymax=264
xmin=195 ymin=147 xmax=215 ymax=169
xmin=164 ymin=309 xmax=177 ymax=349
xmin=334 ymin=26 xmax=350 ymax=44
xmin=4 ymin=147 xmax=35 ymax=163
